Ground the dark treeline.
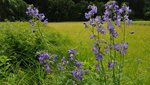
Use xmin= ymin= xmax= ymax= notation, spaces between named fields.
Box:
xmin=0 ymin=0 xmax=150 ymax=21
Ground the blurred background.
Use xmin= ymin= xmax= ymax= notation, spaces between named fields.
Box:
xmin=0 ymin=0 xmax=150 ymax=21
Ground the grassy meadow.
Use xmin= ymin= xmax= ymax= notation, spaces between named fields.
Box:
xmin=0 ymin=21 xmax=150 ymax=84
xmin=48 ymin=21 xmax=150 ymax=84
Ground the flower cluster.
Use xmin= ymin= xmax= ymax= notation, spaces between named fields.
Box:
xmin=37 ymin=52 xmax=50 ymax=64
xmin=107 ymin=22 xmax=118 ymax=38
xmin=68 ymin=48 xmax=84 ymax=81
xmin=103 ymin=1 xmax=132 ymax=27
xmin=85 ymin=5 xmax=97 ymax=19
xmin=103 ymin=1 xmax=119 ymax=22
xmin=71 ymin=69 xmax=82 ymax=81
xmin=26 ymin=5 xmax=48 ymax=24
xmin=68 ymin=48 xmax=76 ymax=60
xmin=71 ymin=59 xmax=85 ymax=81
xmin=114 ymin=42 xmax=128 ymax=54
xmin=97 ymin=25 xmax=106 ymax=34
xmin=36 ymin=52 xmax=50 ymax=73
xmin=66 ymin=49 xmax=88 ymax=81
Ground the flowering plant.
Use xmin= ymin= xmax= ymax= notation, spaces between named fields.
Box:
xmin=84 ymin=1 xmax=132 ymax=84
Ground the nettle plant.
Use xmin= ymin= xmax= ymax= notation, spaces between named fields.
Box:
xmin=84 ymin=1 xmax=132 ymax=84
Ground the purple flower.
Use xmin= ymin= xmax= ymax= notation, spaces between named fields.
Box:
xmin=106 ymin=46 xmax=109 ymax=54
xmin=85 ymin=5 xmax=97 ymax=19
xmin=126 ymin=19 xmax=132 ymax=25
xmin=61 ymin=56 xmax=68 ymax=65
xmin=71 ymin=69 xmax=82 ymax=81
xmin=88 ymin=5 xmax=92 ymax=9
xmin=95 ymin=64 xmax=100 ymax=71
xmin=91 ymin=23 xmax=96 ymax=27
xmin=121 ymin=6 xmax=131 ymax=14
xmin=68 ymin=56 xmax=74 ymax=61
xmin=123 ymin=42 xmax=128 ymax=49
xmin=114 ymin=44 xmax=122 ymax=51
xmin=89 ymin=5 xmax=97 ymax=14
xmin=26 ymin=5 xmax=39 ymax=17
xmin=107 ymin=22 xmax=118 ymax=38
xmin=53 ymin=54 xmax=57 ymax=63
xmin=108 ymin=62 xmax=116 ymax=68
xmin=37 ymin=13 xmax=45 ymax=20
xmin=68 ymin=48 xmax=76 ymax=54
xmin=102 ymin=11 xmax=110 ymax=22
xmin=38 ymin=52 xmax=50 ymax=64
xmin=103 ymin=1 xmax=120 ymax=22
xmin=85 ymin=13 xmax=91 ymax=19
xmin=92 ymin=43 xmax=99 ymax=55
xmin=43 ymin=19 xmax=48 ymax=24
xmin=97 ymin=26 xmax=106 ymax=34
xmin=26 ymin=5 xmax=48 ymax=24
xmin=95 ymin=16 xmax=100 ymax=22
xmin=122 ymin=42 xmax=128 ymax=54
xmin=90 ymin=34 xmax=96 ymax=39
xmin=88 ymin=18 xmax=95 ymax=25
xmin=74 ymin=60 xmax=82 ymax=69
xmin=95 ymin=54 xmax=103 ymax=61
xmin=114 ymin=42 xmax=128 ymax=54
xmin=45 ymin=64 xmax=50 ymax=73
xmin=115 ymin=18 xmax=121 ymax=27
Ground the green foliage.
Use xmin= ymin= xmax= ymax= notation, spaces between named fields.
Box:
xmin=0 ymin=22 xmax=71 ymax=67
xmin=144 ymin=11 xmax=150 ymax=20
xmin=144 ymin=0 xmax=150 ymax=20
xmin=0 ymin=56 xmax=11 ymax=78
xmin=0 ymin=0 xmax=27 ymax=21
xmin=37 ymin=0 xmax=75 ymax=21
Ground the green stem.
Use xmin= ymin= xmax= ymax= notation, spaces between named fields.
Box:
xmin=118 ymin=21 xmax=126 ymax=85
xmin=112 ymin=38 xmax=116 ymax=85
xmin=118 ymin=54 xmax=122 ymax=85
xmin=100 ymin=60 xmax=107 ymax=85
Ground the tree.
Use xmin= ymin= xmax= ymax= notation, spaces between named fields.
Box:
xmin=0 ymin=0 xmax=27 ymax=21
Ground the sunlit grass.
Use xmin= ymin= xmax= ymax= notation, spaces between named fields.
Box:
xmin=48 ymin=21 xmax=150 ymax=84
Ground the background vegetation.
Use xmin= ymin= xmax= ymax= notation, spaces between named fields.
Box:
xmin=0 ymin=0 xmax=150 ymax=21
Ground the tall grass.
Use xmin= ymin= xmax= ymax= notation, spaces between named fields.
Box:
xmin=0 ymin=21 xmax=150 ymax=84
